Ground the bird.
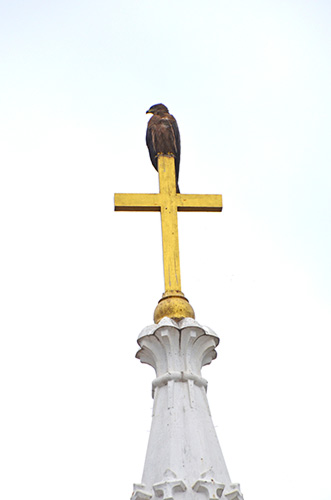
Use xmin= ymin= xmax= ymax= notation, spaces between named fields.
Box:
xmin=146 ymin=103 xmax=181 ymax=193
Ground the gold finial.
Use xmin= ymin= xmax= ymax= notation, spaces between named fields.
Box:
xmin=114 ymin=156 xmax=222 ymax=323
xmin=153 ymin=290 xmax=195 ymax=324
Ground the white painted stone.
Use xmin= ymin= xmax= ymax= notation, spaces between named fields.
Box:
xmin=192 ymin=468 xmax=225 ymax=498
xmin=131 ymin=484 xmax=153 ymax=500
xmin=132 ymin=317 xmax=244 ymax=500
xmin=223 ymin=483 xmax=244 ymax=500
xmin=153 ymin=468 xmax=186 ymax=499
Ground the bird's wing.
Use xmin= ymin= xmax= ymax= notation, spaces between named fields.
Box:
xmin=170 ymin=116 xmax=180 ymax=157
xmin=146 ymin=121 xmax=158 ymax=170
xmin=169 ymin=114 xmax=181 ymax=182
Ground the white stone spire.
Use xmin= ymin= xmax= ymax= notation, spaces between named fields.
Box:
xmin=131 ymin=317 xmax=244 ymax=500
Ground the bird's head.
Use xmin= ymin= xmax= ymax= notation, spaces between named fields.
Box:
xmin=146 ymin=103 xmax=169 ymax=115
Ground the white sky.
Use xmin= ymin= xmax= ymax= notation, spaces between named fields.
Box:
xmin=1 ymin=1 xmax=330 ymax=499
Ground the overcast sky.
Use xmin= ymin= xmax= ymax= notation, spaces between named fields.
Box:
xmin=1 ymin=1 xmax=330 ymax=499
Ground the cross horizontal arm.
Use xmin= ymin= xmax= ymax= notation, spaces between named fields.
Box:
xmin=114 ymin=193 xmax=222 ymax=212
xmin=177 ymin=194 xmax=222 ymax=212
xmin=114 ymin=193 xmax=161 ymax=211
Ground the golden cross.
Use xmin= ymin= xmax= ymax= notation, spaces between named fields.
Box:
xmin=114 ymin=156 xmax=222 ymax=323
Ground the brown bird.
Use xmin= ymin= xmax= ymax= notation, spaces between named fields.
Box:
xmin=146 ymin=103 xmax=181 ymax=193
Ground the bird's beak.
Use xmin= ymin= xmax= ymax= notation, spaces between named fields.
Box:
xmin=146 ymin=108 xmax=152 ymax=114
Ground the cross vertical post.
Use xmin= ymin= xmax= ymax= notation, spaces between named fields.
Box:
xmin=158 ymin=156 xmax=181 ymax=293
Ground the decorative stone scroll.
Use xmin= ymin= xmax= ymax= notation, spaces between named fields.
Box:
xmin=136 ymin=317 xmax=219 ymax=401
xmin=192 ymin=469 xmax=225 ymax=499
xmin=224 ymin=483 xmax=244 ymax=500
xmin=153 ymin=469 xmax=186 ymax=499
xmin=131 ymin=484 xmax=152 ymax=500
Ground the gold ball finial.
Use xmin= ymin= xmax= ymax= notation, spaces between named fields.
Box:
xmin=154 ymin=290 xmax=195 ymax=324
